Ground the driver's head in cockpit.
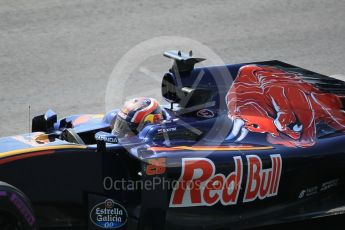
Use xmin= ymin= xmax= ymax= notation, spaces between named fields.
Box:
xmin=112 ymin=97 xmax=163 ymax=138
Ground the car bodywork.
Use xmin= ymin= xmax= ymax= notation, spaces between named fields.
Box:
xmin=1 ymin=51 xmax=345 ymax=229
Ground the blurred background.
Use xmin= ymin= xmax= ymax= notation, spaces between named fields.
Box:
xmin=0 ymin=0 xmax=344 ymax=229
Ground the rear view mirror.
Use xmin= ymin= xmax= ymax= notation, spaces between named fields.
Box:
xmin=44 ymin=109 xmax=57 ymax=124
xmin=95 ymin=131 xmax=118 ymax=152
xmin=95 ymin=131 xmax=118 ymax=144
xmin=32 ymin=109 xmax=57 ymax=132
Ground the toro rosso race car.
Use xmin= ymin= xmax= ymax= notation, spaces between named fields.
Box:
xmin=1 ymin=50 xmax=345 ymax=230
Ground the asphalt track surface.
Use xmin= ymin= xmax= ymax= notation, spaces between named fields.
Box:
xmin=0 ymin=0 xmax=345 ymax=229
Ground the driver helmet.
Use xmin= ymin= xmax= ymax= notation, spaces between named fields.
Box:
xmin=112 ymin=97 xmax=163 ymax=137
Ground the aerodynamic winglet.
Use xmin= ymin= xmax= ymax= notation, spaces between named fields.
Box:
xmin=164 ymin=50 xmax=206 ymax=73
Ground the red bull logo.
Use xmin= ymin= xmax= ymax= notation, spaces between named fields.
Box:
xmin=243 ymin=155 xmax=282 ymax=202
xmin=170 ymin=154 xmax=282 ymax=207
xmin=226 ymin=65 xmax=345 ymax=148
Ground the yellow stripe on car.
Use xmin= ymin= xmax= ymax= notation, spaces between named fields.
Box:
xmin=0 ymin=145 xmax=87 ymax=159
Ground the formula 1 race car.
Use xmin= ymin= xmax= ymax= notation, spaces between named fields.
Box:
xmin=1 ymin=50 xmax=345 ymax=230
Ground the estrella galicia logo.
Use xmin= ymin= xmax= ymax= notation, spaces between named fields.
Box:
xmin=90 ymin=199 xmax=128 ymax=229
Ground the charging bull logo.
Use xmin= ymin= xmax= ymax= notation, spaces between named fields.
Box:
xmin=170 ymin=154 xmax=282 ymax=207
xmin=226 ymin=65 xmax=345 ymax=148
